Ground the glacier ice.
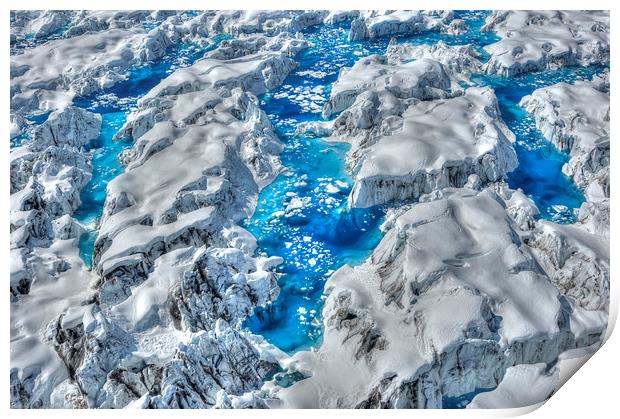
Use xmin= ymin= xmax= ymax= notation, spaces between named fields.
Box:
xmin=9 ymin=9 xmax=611 ymax=410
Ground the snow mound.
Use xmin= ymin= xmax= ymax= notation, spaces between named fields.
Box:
xmin=386 ymin=40 xmax=482 ymax=77
xmin=271 ymin=186 xmax=608 ymax=408
xmin=323 ymin=54 xmax=452 ymax=118
xmin=482 ymin=11 xmax=609 ymax=77
xmin=348 ymin=87 xmax=517 ymax=207
xmin=347 ymin=10 xmax=464 ymax=41
xmin=140 ymin=52 xmax=297 ymax=101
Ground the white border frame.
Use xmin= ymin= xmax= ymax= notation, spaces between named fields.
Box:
xmin=2 ymin=1 xmax=616 ymax=417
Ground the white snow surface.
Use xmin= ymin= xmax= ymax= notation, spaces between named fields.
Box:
xmin=348 ymin=87 xmax=518 ymax=207
xmin=347 ymin=10 xmax=463 ymax=41
xmin=386 ymin=40 xmax=482 ymax=76
xmin=323 ymin=54 xmax=453 ymax=118
xmin=482 ymin=11 xmax=609 ymax=77
xmin=176 ymin=10 xmax=327 ymax=39
xmin=467 ymin=363 xmax=557 ymax=408
xmin=140 ymin=52 xmax=297 ymax=102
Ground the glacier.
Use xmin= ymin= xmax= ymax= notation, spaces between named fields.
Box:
xmin=9 ymin=10 xmax=610 ymax=410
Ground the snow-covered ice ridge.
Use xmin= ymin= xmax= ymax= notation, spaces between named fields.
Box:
xmin=318 ymin=43 xmax=517 ymax=208
xmin=346 ymin=10 xmax=468 ymax=41
xmin=10 ymin=10 xmax=610 ymax=409
xmin=482 ymin=11 xmax=609 ymax=77
xmin=270 ymin=185 xmax=608 ymax=408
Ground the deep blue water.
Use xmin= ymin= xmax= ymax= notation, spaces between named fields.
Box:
xmin=442 ymin=388 xmax=494 ymax=408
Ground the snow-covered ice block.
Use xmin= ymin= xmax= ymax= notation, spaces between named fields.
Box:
xmin=323 ymin=54 xmax=452 ymax=118
xmin=348 ymin=87 xmax=517 ymax=207
xmin=482 ymin=11 xmax=609 ymax=77
xmin=348 ymin=10 xmax=462 ymax=41
xmin=141 ymin=52 xmax=297 ymax=101
xmin=273 ymin=186 xmax=607 ymax=408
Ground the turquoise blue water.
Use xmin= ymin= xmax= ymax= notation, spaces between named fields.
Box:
xmin=73 ymin=112 xmax=129 ymax=267
xmin=242 ymin=25 xmax=391 ymax=352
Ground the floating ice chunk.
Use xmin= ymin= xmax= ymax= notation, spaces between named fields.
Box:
xmin=324 ymin=184 xmax=340 ymax=194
